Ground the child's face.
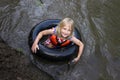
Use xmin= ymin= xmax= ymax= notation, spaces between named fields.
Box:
xmin=60 ymin=24 xmax=71 ymax=38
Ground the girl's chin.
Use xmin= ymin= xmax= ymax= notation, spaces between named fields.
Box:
xmin=61 ymin=34 xmax=70 ymax=38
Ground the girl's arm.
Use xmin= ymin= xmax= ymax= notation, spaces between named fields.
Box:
xmin=31 ymin=28 xmax=54 ymax=53
xmin=71 ymin=36 xmax=84 ymax=62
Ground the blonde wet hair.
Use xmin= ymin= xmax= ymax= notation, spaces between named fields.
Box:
xmin=56 ymin=18 xmax=74 ymax=38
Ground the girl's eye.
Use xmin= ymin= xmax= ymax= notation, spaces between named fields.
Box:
xmin=63 ymin=28 xmax=71 ymax=32
xmin=63 ymin=28 xmax=66 ymax=30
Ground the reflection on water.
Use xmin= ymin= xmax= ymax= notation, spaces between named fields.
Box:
xmin=0 ymin=0 xmax=120 ymax=80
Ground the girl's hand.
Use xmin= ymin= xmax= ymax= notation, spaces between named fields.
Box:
xmin=31 ymin=43 xmax=39 ymax=53
xmin=72 ymin=57 xmax=80 ymax=63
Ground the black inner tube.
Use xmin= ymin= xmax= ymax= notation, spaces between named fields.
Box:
xmin=28 ymin=19 xmax=82 ymax=61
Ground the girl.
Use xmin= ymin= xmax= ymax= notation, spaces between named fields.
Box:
xmin=31 ymin=18 xmax=84 ymax=62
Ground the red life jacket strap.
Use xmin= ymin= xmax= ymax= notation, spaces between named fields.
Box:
xmin=50 ymin=35 xmax=58 ymax=46
xmin=61 ymin=40 xmax=71 ymax=47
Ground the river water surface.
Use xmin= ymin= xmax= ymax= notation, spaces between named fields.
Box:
xmin=0 ymin=0 xmax=120 ymax=80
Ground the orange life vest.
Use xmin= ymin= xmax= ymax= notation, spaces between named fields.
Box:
xmin=50 ymin=35 xmax=71 ymax=47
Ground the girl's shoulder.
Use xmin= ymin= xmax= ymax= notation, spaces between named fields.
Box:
xmin=69 ymin=35 xmax=77 ymax=41
xmin=53 ymin=26 xmax=58 ymax=34
xmin=68 ymin=35 xmax=74 ymax=41
xmin=46 ymin=26 xmax=57 ymax=35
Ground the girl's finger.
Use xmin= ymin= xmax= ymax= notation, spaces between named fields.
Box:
xmin=37 ymin=45 xmax=39 ymax=50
